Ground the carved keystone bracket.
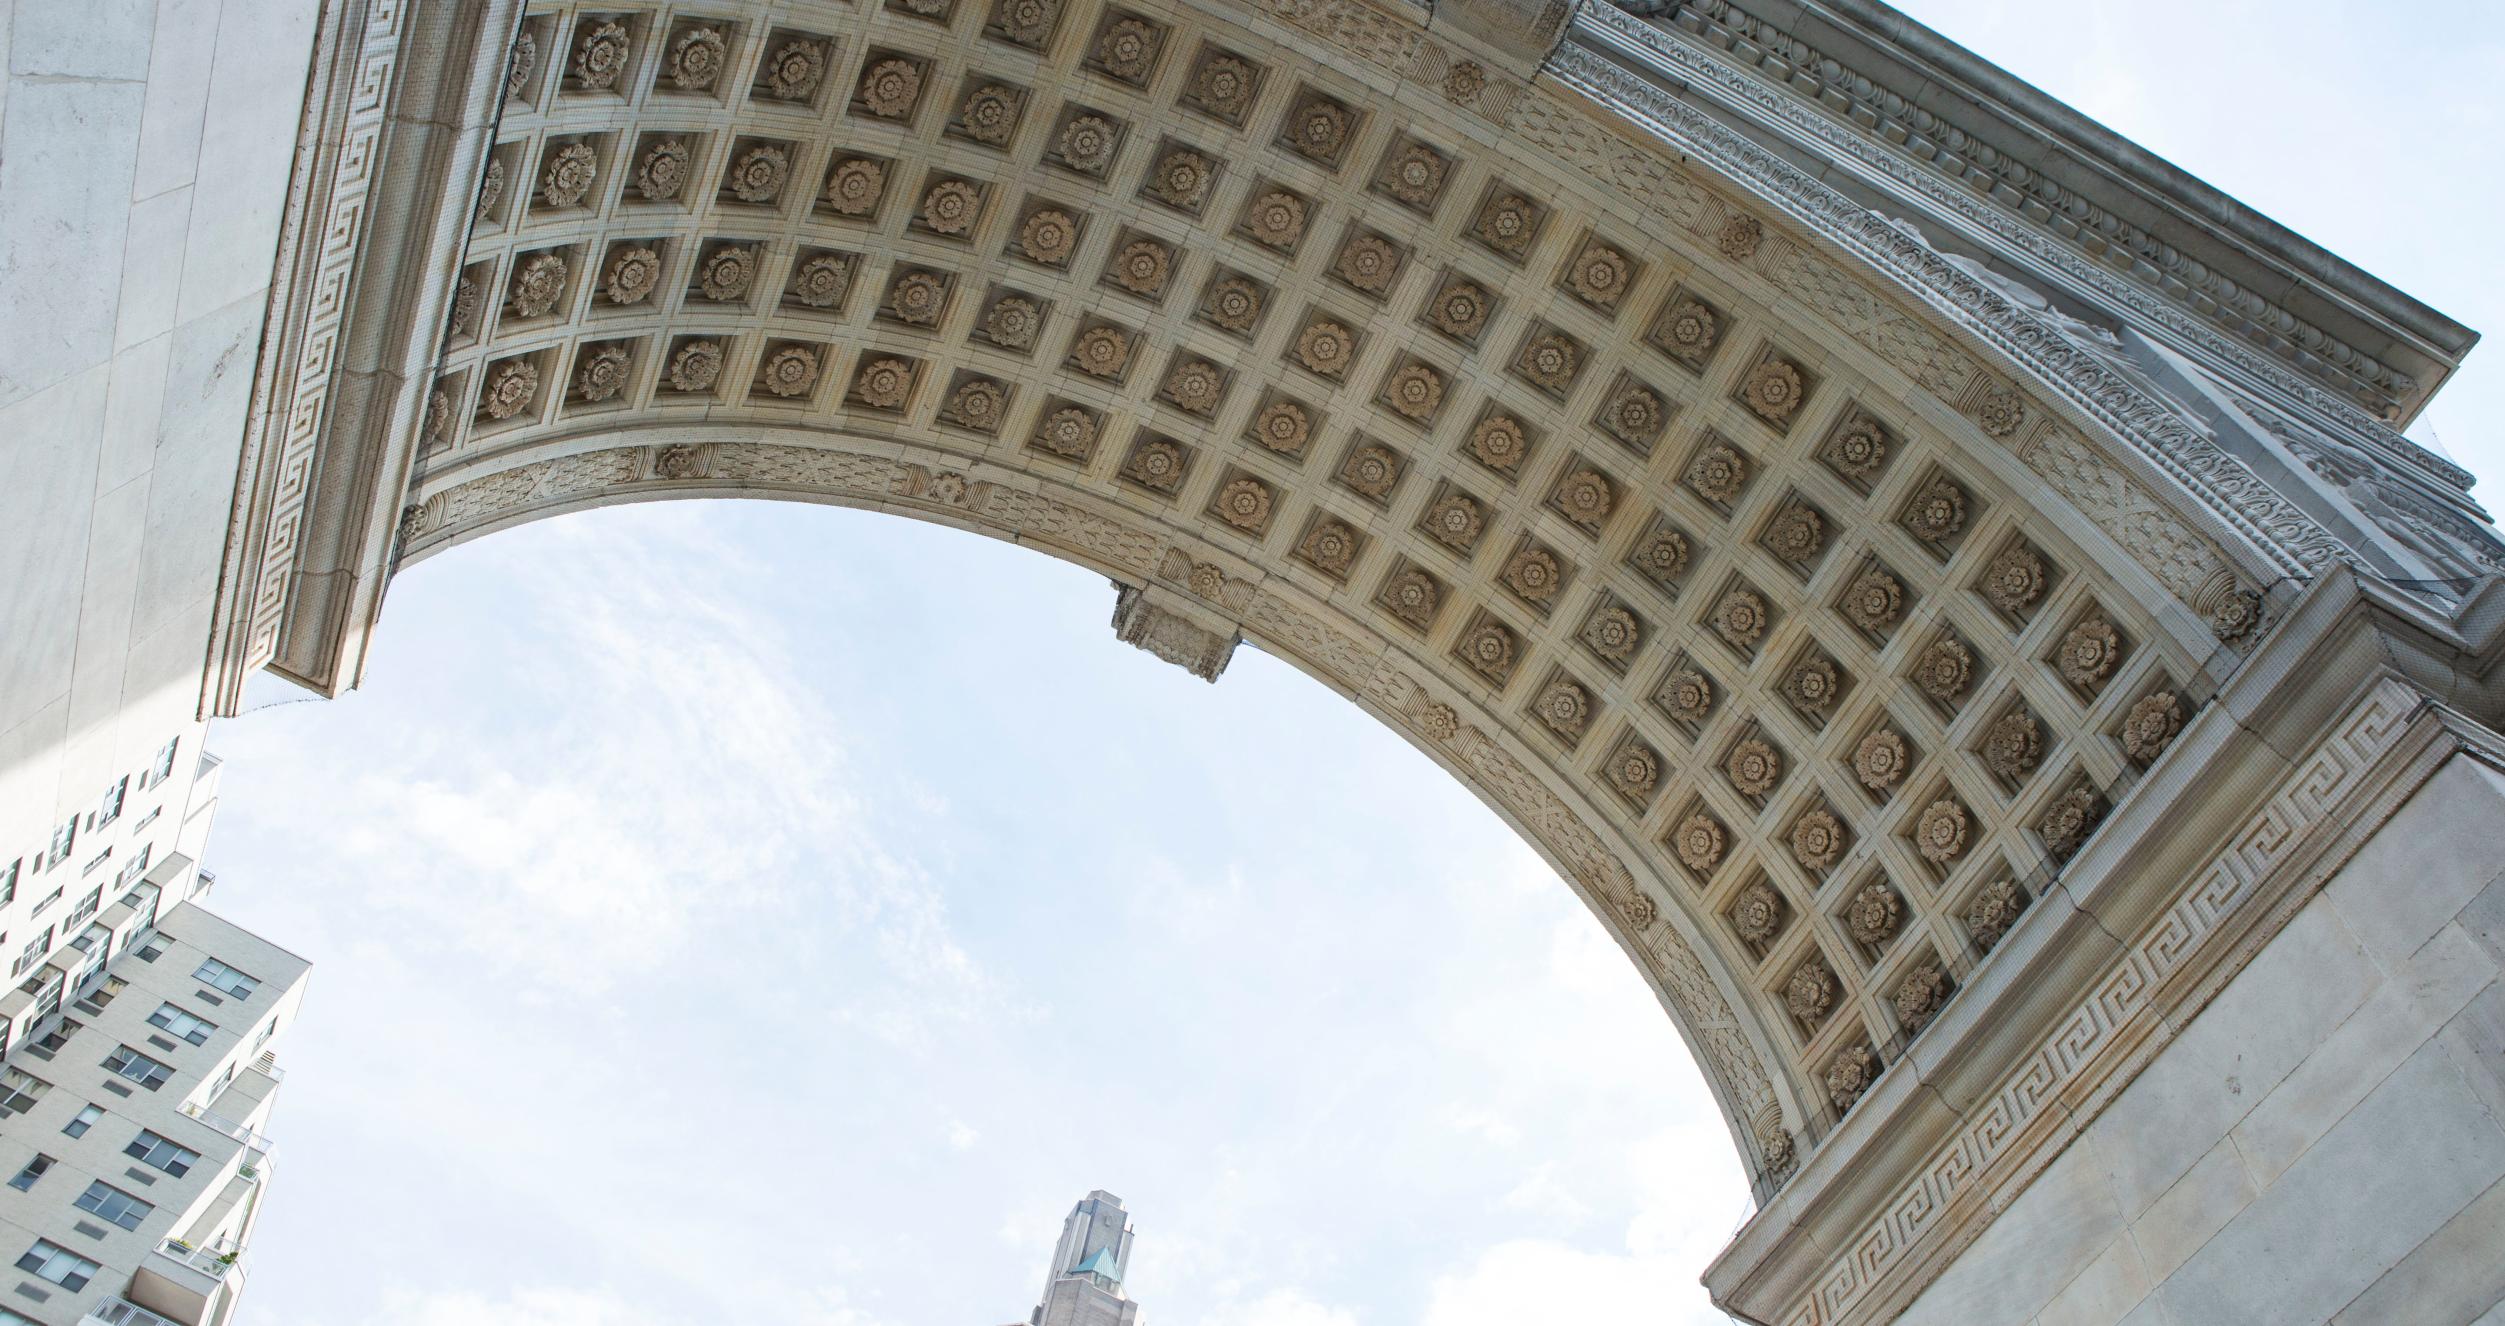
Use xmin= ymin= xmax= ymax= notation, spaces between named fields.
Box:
xmin=1111 ymin=582 xmax=1241 ymax=682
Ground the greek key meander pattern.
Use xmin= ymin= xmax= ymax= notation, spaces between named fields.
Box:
xmin=382 ymin=0 xmax=2296 ymax=1177
xmin=1783 ymin=678 xmax=2416 ymax=1326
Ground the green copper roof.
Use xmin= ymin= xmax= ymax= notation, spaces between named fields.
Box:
xmin=1072 ymin=1247 xmax=1121 ymax=1282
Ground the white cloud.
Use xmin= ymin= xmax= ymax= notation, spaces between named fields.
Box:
xmin=356 ymin=1287 xmax=669 ymax=1326
xmin=1205 ymin=1289 xmax=1362 ymax=1326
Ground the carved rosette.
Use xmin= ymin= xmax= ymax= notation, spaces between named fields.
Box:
xmin=1469 ymin=415 xmax=1528 ymax=472
xmin=824 ymin=158 xmax=886 ymax=215
xmin=541 ymin=142 xmax=598 ymax=207
xmin=728 ymin=145 xmax=791 ymax=204
xmin=2036 ymin=781 xmax=2104 ymax=860
xmin=573 ymin=344 xmax=630 ymax=403
xmin=1252 ymin=401 xmax=1309 ymax=456
xmin=1583 ymin=607 xmax=1640 ymax=663
xmin=1786 ymin=959 xmax=1838 ymax=1024
xmin=1981 ymin=711 xmax=2041 ymax=781
xmin=1535 ymin=679 xmax=1590 ymax=738
xmin=481 ymin=359 xmax=540 ymax=420
xmin=763 ymin=39 xmax=826 ymax=101
xmin=1686 ymin=444 xmax=1747 ymax=503
xmin=1965 ymin=877 xmax=2023 ymax=949
xmin=759 ymin=346 xmax=820 ymax=398
xmin=943 ymin=379 xmax=1008 ymax=433
xmin=960 ymin=84 xmax=1020 ymax=146
xmin=1726 ymin=738 xmax=1780 ymax=798
xmin=1214 ymin=477 xmax=1272 ymax=531
xmin=667 ymin=26 xmax=725 ymax=91
xmin=1763 ymin=504 xmax=1824 ymax=564
xmin=1782 ymin=659 xmax=1839 ymax=717
xmin=1825 ymin=1045 xmax=1879 ymax=1112
xmin=1982 ymin=545 xmax=2047 ymax=613
xmin=1457 ymin=620 xmax=1516 ymax=681
xmin=1895 ymin=961 xmax=1952 ymax=1030
xmin=1341 ymin=446 xmax=1399 ymax=500
xmin=1293 ymin=321 xmax=1356 ymax=378
xmin=1913 ymin=637 xmax=1972 ymax=703
xmin=1731 ymin=880 xmax=1783 ymax=943
xmin=1145 ymin=149 xmax=1214 ymax=210
xmin=1382 ymin=570 xmax=1440 ymax=629
xmin=791 ymin=255 xmax=849 ymax=310
xmin=1299 ymin=518 xmax=1358 ymax=577
xmin=1711 ymin=590 xmax=1768 ymax=651
xmin=2122 ymin=691 xmax=2186 ymax=762
xmin=1034 ymin=407 xmax=1096 ymax=460
xmin=1018 ymin=208 xmax=1077 ymax=264
xmin=1791 ymin=810 xmax=1844 ymax=871
xmin=603 ymin=246 xmax=660 ymax=306
xmin=1842 ymin=569 xmax=1904 ymax=633
xmin=1903 ymin=478 xmax=1968 ymax=542
xmin=1655 ymin=299 xmax=1720 ymax=364
xmin=1381 ymin=142 xmax=1448 ymax=207
xmin=1915 ymin=799 xmax=1968 ymax=865
xmin=1661 ymin=669 xmax=1713 ymax=723
xmin=1848 ymin=883 xmax=1902 ymax=947
xmin=1246 ymin=191 xmax=1308 ymax=250
xmin=854 ymin=357 xmax=914 ymax=409
xmin=666 ymin=340 xmax=723 ymax=394
xmin=920 ymin=180 xmax=981 ymax=234
xmin=1826 ymin=415 xmax=1887 ymax=480
xmin=636 ymin=138 xmax=689 ymax=201
xmin=1205 ymin=276 xmax=1263 ymax=333
xmin=1740 ymin=356 xmax=1805 ymax=424
xmin=1608 ymin=742 xmax=1660 ymax=798
xmin=1424 ymin=493 xmax=1482 ymax=551
xmin=2058 ymin=618 xmax=2122 ymax=688
xmin=1385 ymin=364 xmax=1445 ymax=420
xmin=1553 ymin=470 xmax=1614 ymax=529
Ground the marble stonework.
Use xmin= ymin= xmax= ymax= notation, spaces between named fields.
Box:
xmin=4 ymin=0 xmax=2503 ymax=1322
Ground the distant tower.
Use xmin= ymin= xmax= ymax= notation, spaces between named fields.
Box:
xmin=1027 ymin=1191 xmax=1141 ymax=1326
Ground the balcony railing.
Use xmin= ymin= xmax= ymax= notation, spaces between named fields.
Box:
xmin=175 ymin=1100 xmax=272 ymax=1153
xmin=156 ymin=1236 xmax=243 ymax=1279
xmin=82 ymin=1297 xmax=187 ymax=1326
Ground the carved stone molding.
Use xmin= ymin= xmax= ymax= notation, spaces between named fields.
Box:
xmin=1111 ymin=584 xmax=1240 ymax=682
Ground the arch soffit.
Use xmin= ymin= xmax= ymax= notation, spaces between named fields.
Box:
xmin=391 ymin=0 xmax=2272 ymax=1189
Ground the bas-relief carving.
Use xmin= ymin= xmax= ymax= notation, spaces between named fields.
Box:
xmin=1771 ymin=680 xmax=2417 ymax=1326
xmin=1110 ymin=584 xmax=1239 ymax=682
xmin=2231 ymin=392 xmax=2505 ymax=582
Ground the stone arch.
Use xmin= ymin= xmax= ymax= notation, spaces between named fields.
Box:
xmin=221 ymin=0 xmax=2305 ymax=1199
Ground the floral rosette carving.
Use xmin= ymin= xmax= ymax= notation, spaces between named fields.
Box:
xmin=1602 ymin=385 xmax=1665 ymax=447
xmin=1425 ymin=495 xmax=1483 ymax=551
xmin=1674 ymin=814 xmax=1726 ymax=875
xmin=1034 ymin=407 xmax=1097 ymax=459
xmin=764 ymin=39 xmax=826 ymax=101
xmin=1246 ymin=191 xmax=1308 ymax=249
xmin=960 ymin=84 xmax=1020 ymax=146
xmin=1300 ymin=519 xmax=1358 ymax=576
xmin=920 ymin=180 xmax=981 ymax=234
xmin=1741 ymin=357 xmax=1805 ymax=424
xmin=603 ymin=246 xmax=660 ymax=306
xmin=1976 ymin=386 xmax=2027 ymax=438
xmin=1783 ymin=659 xmax=1839 ymax=716
xmin=421 ymin=388 xmax=450 ymax=448
xmin=2037 ymin=782 xmax=2103 ymax=860
xmin=1293 ymin=321 xmax=1355 ymax=378
xmin=1913 ymin=637 xmax=1972 ymax=703
xmin=996 ymin=0 xmax=1058 ymax=47
xmin=759 ymin=346 xmax=820 ymax=398
xmin=1763 ymin=504 xmax=1824 ymax=563
xmin=1468 ymin=414 xmax=1527 ymax=471
xmin=1018 ymin=208 xmax=1077 ymax=264
xmin=1517 ymin=332 xmax=1581 ymax=392
xmin=1825 ymin=1045 xmax=1878 ymax=1111
xmin=790 ymin=255 xmax=849 ymax=310
xmin=573 ymin=344 xmax=630 ymax=403
xmin=1843 ymin=569 xmax=1904 ymax=633
xmin=1685 ymin=444 xmax=1747 ymax=503
xmin=1786 ymin=960 xmax=1838 ymax=1023
xmin=481 ymin=359 xmax=539 ymax=420
xmin=1965 ymin=877 xmax=2023 ymax=949
xmin=946 ymin=379 xmax=1008 ymax=433
xmin=1418 ymin=703 xmax=1459 ymax=742
xmin=1914 ymin=799 xmax=1968 ymax=865
xmin=2122 ymin=690 xmax=2186 ymax=762
xmin=667 ymin=26 xmax=726 ymax=91
xmin=1655 ymin=300 xmax=1720 ymax=363
xmin=1070 ymin=326 xmax=1131 ymax=379
xmin=1284 ymin=95 xmax=1352 ymax=162
xmin=2058 ymin=618 xmax=2122 ymax=687
xmin=1334 ymin=233 xmax=1399 ymax=294
xmin=1535 ymin=680 xmax=1590 ymax=737
xmin=1854 ymin=729 xmax=1908 ymax=791
xmin=1718 ymin=214 xmax=1764 ymax=261
xmin=1904 ymin=477 xmax=1969 ymax=542
xmin=1583 ymin=607 xmax=1640 ymax=663
xmin=1726 ymin=738 xmax=1781 ymax=798
xmin=475 ymin=157 xmax=505 ymax=223
xmin=1982 ymin=545 xmax=2047 ymax=613
xmin=2207 ymin=588 xmax=2264 ymax=642
xmin=1381 ymin=142 xmax=1447 ymax=206
xmin=445 ymin=277 xmax=480 ymax=342
xmin=1791 ymin=810 xmax=1844 ymax=871
xmin=1385 ymin=364 xmax=1445 ymax=420
xmin=859 ymin=58 xmax=923 ymax=118
xmin=1981 ymin=711 xmax=2041 ymax=781
xmin=823 ymin=158 xmax=885 ymax=215
xmin=1163 ymin=359 xmax=1224 ymax=415
xmin=1553 ymin=470 xmax=1615 ymax=529
xmin=698 ymin=246 xmax=756 ymax=302
xmin=1567 ymin=243 xmax=1631 ymax=308
xmin=1146 ymin=149 xmax=1214 ymax=210
xmin=504 ymin=29 xmax=537 ymax=100
xmin=1660 ymin=669 xmax=1713 ymax=724
xmin=1205 ymin=276 xmax=1262 ymax=332
xmin=1502 ymin=548 xmax=1561 ymax=605
xmin=1732 ymin=880 xmax=1784 ymax=943
xmin=1475 ymin=192 xmax=1538 ymax=255
xmin=1848 ymin=883 xmax=1902 ymax=947
xmin=1442 ymin=59 xmax=1485 ymax=104
xmin=1896 ymin=961 xmax=1951 ymax=1029
xmin=1215 ymin=477 xmax=1272 ymax=531
xmin=541 ymin=142 xmax=598 ymax=207
xmin=1826 ymin=415 xmax=1887 ymax=479
xmin=1329 ymin=447 xmax=1395 ymax=501
xmin=980 ymin=296 xmax=1039 ymax=350
xmin=1123 ymin=439 xmax=1185 ymax=492
xmin=1383 ymin=570 xmax=1440 ymax=629
xmin=1111 ymin=239 xmax=1172 ymax=296
xmin=1189 ymin=53 xmax=1254 ymax=119
xmin=1057 ymin=115 xmax=1118 ymax=174
xmin=854 ymin=357 xmax=913 ymax=410
xmin=1711 ymin=590 xmax=1767 ymax=651
xmin=570 ymin=20 xmax=629 ymax=89
xmin=1633 ymin=527 xmax=1689 ymax=584
xmin=632 ymin=139 xmax=688 ymax=203
xmin=1095 ymin=17 xmax=1159 ymax=81
xmin=729 ymin=145 xmax=791 ymax=204
xmin=1458 ymin=621 xmax=1515 ymax=680
xmin=1429 ymin=280 xmax=1490 ymax=339
xmin=1252 ymin=401 xmax=1309 ymax=455
xmin=667 ymin=340 xmax=723 ymax=394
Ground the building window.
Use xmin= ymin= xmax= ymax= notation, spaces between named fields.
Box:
xmin=77 ymin=975 xmax=127 ymax=1014
xmin=27 ymin=888 xmax=60 ymax=917
xmin=114 ymin=844 xmax=153 ymax=889
xmin=135 ymin=932 xmax=168 ymax=963
xmin=193 ymin=957 xmax=259 ymax=999
xmin=1 ymin=1307 xmax=45 ymax=1325
xmin=0 ymin=1068 xmax=50 ymax=1117
xmin=102 ymin=1045 xmax=171 ymax=1091
xmin=0 ymin=859 xmax=16 ymax=906
xmin=66 ymin=888 xmax=101 ymax=927
xmin=146 ymin=1003 xmax=217 ymax=1046
xmin=30 ymin=1018 xmax=78 ymax=1056
xmin=14 ymin=1239 xmax=98 ymax=1291
xmin=42 ymin=818 xmax=75 ymax=870
xmin=62 ymin=1103 xmax=102 ymax=1138
xmin=6 ymin=1155 xmax=52 ymax=1193
xmin=253 ymin=1016 xmax=279 ymax=1050
xmin=124 ymin=1131 xmax=197 ymax=1177
xmin=73 ymin=1180 xmax=154 ymax=1231
xmin=10 ymin=927 xmax=54 ymax=978
xmin=147 ymin=738 xmax=179 ymax=789
xmin=94 ymin=777 xmax=128 ymax=830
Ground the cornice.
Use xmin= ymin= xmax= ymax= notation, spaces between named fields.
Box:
xmin=1551 ymin=17 xmax=2347 ymax=580
xmin=1573 ymin=3 xmax=2481 ymax=512
xmin=1605 ymin=0 xmax=2472 ymax=437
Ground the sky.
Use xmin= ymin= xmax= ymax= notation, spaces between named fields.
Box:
xmin=192 ymin=4 xmax=2504 ymax=1325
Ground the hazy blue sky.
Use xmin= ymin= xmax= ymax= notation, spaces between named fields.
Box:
xmin=197 ymin=5 xmax=2501 ymax=1324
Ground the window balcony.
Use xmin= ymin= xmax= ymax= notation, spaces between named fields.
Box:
xmin=80 ymin=1298 xmax=187 ymax=1326
xmin=128 ymin=1237 xmax=245 ymax=1325
xmin=175 ymin=1100 xmax=273 ymax=1155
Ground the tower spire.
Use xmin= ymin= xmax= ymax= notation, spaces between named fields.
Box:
xmin=1025 ymin=1191 xmax=1141 ymax=1326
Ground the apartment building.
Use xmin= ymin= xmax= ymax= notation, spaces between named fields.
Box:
xmin=0 ymin=893 xmax=306 ymax=1326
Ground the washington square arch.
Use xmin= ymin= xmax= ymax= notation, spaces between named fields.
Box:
xmin=6 ymin=0 xmax=2505 ymax=1319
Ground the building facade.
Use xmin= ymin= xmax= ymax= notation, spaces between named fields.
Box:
xmin=1020 ymin=1192 xmax=1142 ymax=1326
xmin=2 ymin=0 xmax=2502 ymax=1321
